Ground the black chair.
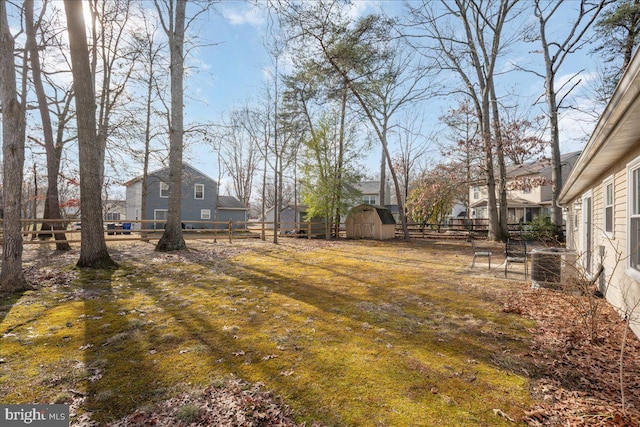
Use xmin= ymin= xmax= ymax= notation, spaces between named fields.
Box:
xmin=471 ymin=239 xmax=492 ymax=270
xmin=505 ymin=239 xmax=528 ymax=279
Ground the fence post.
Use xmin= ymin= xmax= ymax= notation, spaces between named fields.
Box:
xmin=307 ymin=221 xmax=311 ymax=239
xmin=228 ymin=219 xmax=233 ymax=243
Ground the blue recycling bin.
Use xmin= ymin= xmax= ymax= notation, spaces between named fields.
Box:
xmin=122 ymin=223 xmax=131 ymax=235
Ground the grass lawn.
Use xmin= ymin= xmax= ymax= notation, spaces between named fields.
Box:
xmin=1 ymin=239 xmax=545 ymax=425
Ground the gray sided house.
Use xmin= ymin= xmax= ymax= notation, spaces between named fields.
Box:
xmin=217 ymin=196 xmax=249 ymax=228
xmin=125 ymin=163 xmax=247 ymax=230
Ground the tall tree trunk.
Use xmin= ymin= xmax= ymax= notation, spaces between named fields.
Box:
xmin=64 ymin=0 xmax=117 ymax=269
xmin=140 ymin=77 xmax=152 ymax=238
xmin=272 ymin=57 xmax=280 ymax=244
xmin=541 ymin=33 xmax=564 ymax=231
xmin=155 ymin=0 xmax=187 ymax=251
xmin=379 ymin=148 xmax=386 ymax=206
xmin=334 ymin=85 xmax=348 ymax=238
xmin=480 ymin=95 xmax=500 ymax=241
xmin=0 ymin=0 xmax=29 ymax=291
xmin=490 ymin=83 xmax=509 ymax=240
xmin=533 ymin=0 xmax=606 ymax=238
xmin=26 ymin=0 xmax=71 ymax=250
xmin=548 ymin=84 xmax=563 ymax=229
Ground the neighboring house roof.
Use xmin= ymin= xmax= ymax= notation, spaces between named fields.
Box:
xmin=506 ymin=151 xmax=581 ymax=179
xmin=124 ymin=162 xmax=216 ymax=186
xmin=356 ymin=181 xmax=382 ymax=194
xmin=469 ymin=152 xmax=581 ymax=185
xmin=559 ymin=49 xmax=640 ymax=203
xmin=217 ymin=196 xmax=247 ymax=210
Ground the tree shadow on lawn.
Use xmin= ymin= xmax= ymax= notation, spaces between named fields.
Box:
xmin=125 ymin=270 xmax=342 ymax=423
xmin=79 ymin=265 xmax=164 ymax=424
xmin=204 ymin=252 xmax=541 ymax=423
xmin=74 ymin=239 xmax=606 ymax=425
xmin=1 ymin=244 xmax=78 ymax=326
xmin=232 ymin=252 xmax=534 ymax=362
xmin=96 ymin=250 xmax=531 ymax=425
xmin=0 ymin=290 xmax=30 ymax=330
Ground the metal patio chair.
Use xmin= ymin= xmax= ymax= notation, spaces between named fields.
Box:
xmin=471 ymin=239 xmax=492 ymax=270
xmin=505 ymin=238 xmax=528 ymax=279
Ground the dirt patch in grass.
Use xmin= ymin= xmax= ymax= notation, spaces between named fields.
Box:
xmin=0 ymin=238 xmax=638 ymax=426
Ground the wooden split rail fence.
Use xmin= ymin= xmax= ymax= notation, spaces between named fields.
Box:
xmin=0 ymin=219 xmax=329 ymax=245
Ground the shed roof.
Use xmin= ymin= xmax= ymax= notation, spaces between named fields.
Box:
xmin=351 ymin=204 xmax=396 ymax=225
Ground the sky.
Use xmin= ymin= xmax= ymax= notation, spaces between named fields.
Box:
xmin=177 ymin=0 xmax=607 ymax=192
xmin=182 ymin=1 xmax=394 ymax=185
xmin=3 ymin=1 xmax=611 ymax=198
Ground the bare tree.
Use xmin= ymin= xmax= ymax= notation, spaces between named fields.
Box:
xmin=528 ymin=0 xmax=607 ymax=231
xmin=217 ymin=107 xmax=261 ymax=208
xmin=87 ymin=0 xmax=141 ymax=187
xmin=153 ymin=0 xmax=188 ymax=251
xmin=439 ymin=98 xmax=484 ymax=219
xmin=407 ymin=0 xmax=519 ymax=241
xmin=64 ymin=0 xmax=117 ymax=268
xmin=152 ymin=0 xmax=213 ymax=250
xmin=392 ymin=111 xmax=433 ymax=214
xmin=0 ymin=0 xmax=29 ymax=291
xmin=25 ymin=0 xmax=71 ymax=250
xmin=124 ymin=11 xmax=169 ymax=235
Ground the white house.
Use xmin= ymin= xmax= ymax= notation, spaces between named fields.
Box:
xmin=470 ymin=152 xmax=580 ymax=224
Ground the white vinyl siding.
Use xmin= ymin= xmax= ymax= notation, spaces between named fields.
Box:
xmin=628 ymin=160 xmax=640 ymax=272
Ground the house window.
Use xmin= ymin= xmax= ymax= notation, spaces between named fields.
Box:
xmin=473 ymin=186 xmax=480 ymax=199
xmin=201 ymin=209 xmax=211 ymax=220
xmin=363 ymin=195 xmax=377 ymax=205
xmin=629 ymin=165 xmax=640 ymax=271
xmin=604 ymin=179 xmax=614 ymax=236
xmin=154 ymin=209 xmax=168 ymax=230
xmin=106 ymin=212 xmax=120 ymax=221
xmin=194 ymin=184 xmax=204 ymax=200
xmin=159 ymin=182 xmax=169 ymax=198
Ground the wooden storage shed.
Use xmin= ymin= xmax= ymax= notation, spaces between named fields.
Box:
xmin=346 ymin=204 xmax=396 ymax=240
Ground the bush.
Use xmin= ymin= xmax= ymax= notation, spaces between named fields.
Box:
xmin=522 ymin=216 xmax=563 ymax=243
